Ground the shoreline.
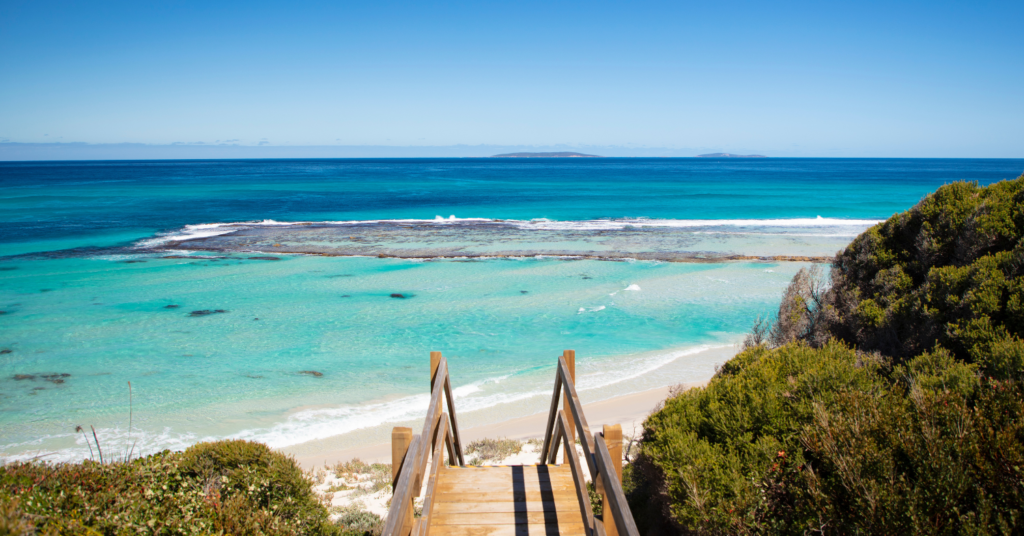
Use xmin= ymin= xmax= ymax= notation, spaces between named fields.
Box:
xmin=286 ymin=380 xmax=706 ymax=469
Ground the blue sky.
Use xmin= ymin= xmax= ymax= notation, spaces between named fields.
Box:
xmin=1 ymin=0 xmax=1022 ymax=157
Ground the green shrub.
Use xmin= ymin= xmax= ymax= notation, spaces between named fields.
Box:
xmin=0 ymin=440 xmax=341 ymax=535
xmin=824 ymin=175 xmax=1024 ymax=371
xmin=638 ymin=342 xmax=1024 ymax=534
xmin=332 ymin=505 xmax=384 ymax=536
xmin=633 ymin=175 xmax=1024 ymax=534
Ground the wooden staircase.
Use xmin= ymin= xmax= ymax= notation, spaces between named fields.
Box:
xmin=383 ymin=351 xmax=639 ymax=536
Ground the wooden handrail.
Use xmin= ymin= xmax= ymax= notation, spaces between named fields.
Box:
xmin=594 ymin=431 xmax=640 ymax=536
xmin=384 ymin=354 xmax=464 ymax=536
xmin=540 ymin=352 xmax=640 ymax=536
xmin=413 ymin=414 xmax=451 ymax=536
xmin=549 ymin=410 xmax=594 ymax=533
xmin=382 ymin=434 xmax=422 ymax=536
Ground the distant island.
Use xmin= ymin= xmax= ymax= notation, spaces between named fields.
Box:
xmin=491 ymin=152 xmax=602 ymax=158
xmin=696 ymin=153 xmax=767 ymax=158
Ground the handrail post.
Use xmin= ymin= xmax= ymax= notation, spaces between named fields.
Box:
xmin=391 ymin=427 xmax=414 ymax=536
xmin=601 ymin=425 xmax=623 ymax=536
xmin=562 ymin=349 xmax=575 ymax=464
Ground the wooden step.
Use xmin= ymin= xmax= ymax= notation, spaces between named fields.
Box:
xmin=427 ymin=465 xmax=586 ymax=536
xmin=429 ymin=522 xmax=588 ymax=536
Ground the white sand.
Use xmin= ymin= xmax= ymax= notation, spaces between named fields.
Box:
xmin=293 ymin=378 xmax=707 ymax=470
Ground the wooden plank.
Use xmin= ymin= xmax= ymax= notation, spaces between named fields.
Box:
xmin=433 ymin=490 xmax=579 ymax=503
xmin=433 ymin=501 xmax=580 ymax=514
xmin=417 ymin=417 xmax=450 ymax=536
xmin=547 ymin=414 xmax=563 ymax=465
xmin=540 ymin=365 xmax=562 ymax=464
xmin=558 ymin=411 xmax=594 ymax=534
xmin=392 ymin=427 xmax=414 ymax=536
xmin=562 ymin=350 xmax=575 ymax=465
xmin=434 ymin=482 xmax=577 ymax=493
xmin=437 ymin=470 xmax=571 ymax=482
xmin=429 ymin=524 xmax=587 ymax=536
xmin=383 ymin=434 xmax=422 ymax=536
xmin=432 ymin=511 xmax=586 ymax=526
xmin=442 ymin=464 xmax=569 ymax=472
xmin=443 ymin=371 xmax=466 ymax=466
xmin=415 ymin=359 xmax=448 ymax=489
xmin=560 ymin=356 xmax=597 ymax=481
xmin=593 ymin=435 xmax=639 ymax=536
xmin=601 ymin=425 xmax=622 ymax=536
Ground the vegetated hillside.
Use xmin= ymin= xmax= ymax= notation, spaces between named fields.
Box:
xmin=630 ymin=176 xmax=1024 ymax=535
xmin=0 ymin=440 xmax=357 ymax=535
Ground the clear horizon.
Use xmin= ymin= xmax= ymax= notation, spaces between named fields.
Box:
xmin=2 ymin=1 xmax=1022 ymax=159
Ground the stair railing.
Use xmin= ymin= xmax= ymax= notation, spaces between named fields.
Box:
xmin=383 ymin=352 xmax=464 ymax=536
xmin=540 ymin=351 xmax=640 ymax=536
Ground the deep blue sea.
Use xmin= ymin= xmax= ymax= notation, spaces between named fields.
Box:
xmin=1 ymin=158 xmax=1021 ymax=461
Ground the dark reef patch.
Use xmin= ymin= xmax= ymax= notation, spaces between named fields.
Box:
xmin=389 ymin=293 xmax=413 ymax=299
xmin=299 ymin=370 xmax=324 ymax=377
xmin=13 ymin=374 xmax=34 ymax=381
xmin=247 ymin=256 xmax=281 ymax=261
xmin=520 ymin=290 xmax=529 ymax=294
xmin=164 ymin=304 xmax=180 ymax=309
xmin=1 ymin=349 xmax=12 ymax=354
xmin=189 ymin=309 xmax=228 ymax=317
xmin=120 ymin=260 xmax=147 ymax=264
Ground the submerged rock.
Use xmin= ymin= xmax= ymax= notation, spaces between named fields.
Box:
xmin=520 ymin=290 xmax=529 ymax=294
xmin=390 ymin=293 xmax=408 ymax=299
xmin=164 ymin=304 xmax=180 ymax=309
xmin=0 ymin=348 xmax=11 ymax=354
xmin=13 ymin=374 xmax=34 ymax=381
xmin=120 ymin=260 xmax=147 ymax=264
xmin=189 ymin=309 xmax=228 ymax=317
xmin=247 ymin=256 xmax=281 ymax=261
xmin=299 ymin=370 xmax=324 ymax=377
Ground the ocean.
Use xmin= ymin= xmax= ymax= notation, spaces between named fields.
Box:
xmin=1 ymin=158 xmax=1021 ymax=461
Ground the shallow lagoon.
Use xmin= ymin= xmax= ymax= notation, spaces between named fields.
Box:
xmin=0 ymin=254 xmax=805 ymax=460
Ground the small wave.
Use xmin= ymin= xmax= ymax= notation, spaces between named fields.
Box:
xmin=134 ymin=223 xmax=241 ymax=248
xmin=624 ymin=284 xmax=641 ymax=291
xmin=577 ymin=305 xmax=607 ymax=314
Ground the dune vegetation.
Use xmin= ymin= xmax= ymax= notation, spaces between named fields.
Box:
xmin=0 ymin=440 xmax=361 ymax=535
xmin=630 ymin=175 xmax=1024 ymax=534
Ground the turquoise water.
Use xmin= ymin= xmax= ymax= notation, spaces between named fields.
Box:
xmin=2 ymin=158 xmax=1022 ymax=461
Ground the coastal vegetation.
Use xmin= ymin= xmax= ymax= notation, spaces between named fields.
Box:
xmin=630 ymin=176 xmax=1024 ymax=534
xmin=0 ymin=440 xmax=353 ymax=535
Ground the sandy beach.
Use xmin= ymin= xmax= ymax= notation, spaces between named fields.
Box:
xmin=288 ymin=379 xmax=707 ymax=469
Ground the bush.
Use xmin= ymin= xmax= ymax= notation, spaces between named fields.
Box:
xmin=0 ymin=440 xmax=341 ymax=535
xmin=465 ymin=438 xmax=523 ymax=465
xmin=823 ymin=175 xmax=1024 ymax=371
xmin=635 ymin=175 xmax=1024 ymax=534
xmin=638 ymin=342 xmax=1024 ymax=534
